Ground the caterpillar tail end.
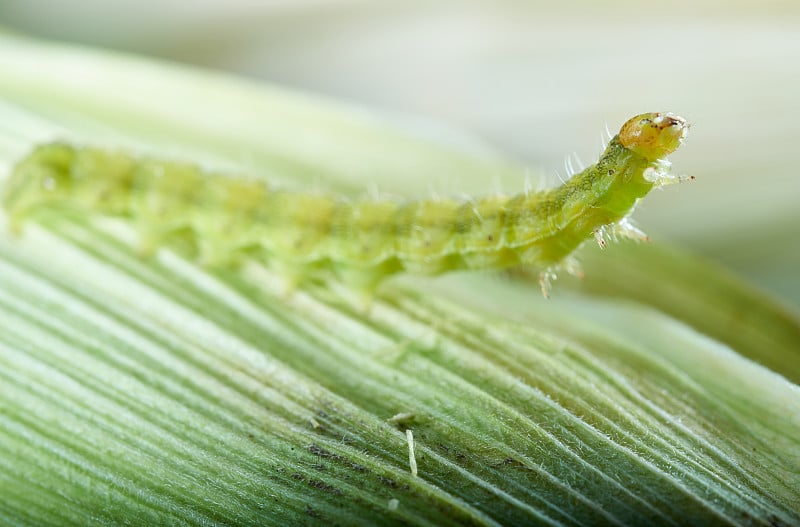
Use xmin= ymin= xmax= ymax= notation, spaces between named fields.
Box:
xmin=2 ymin=143 xmax=76 ymax=224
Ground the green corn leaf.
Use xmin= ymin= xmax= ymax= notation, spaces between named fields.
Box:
xmin=0 ymin=31 xmax=798 ymax=526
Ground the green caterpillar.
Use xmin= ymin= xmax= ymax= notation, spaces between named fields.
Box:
xmin=2 ymin=112 xmax=689 ymax=296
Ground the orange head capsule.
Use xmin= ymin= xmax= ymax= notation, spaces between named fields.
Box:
xmin=619 ymin=112 xmax=689 ymax=161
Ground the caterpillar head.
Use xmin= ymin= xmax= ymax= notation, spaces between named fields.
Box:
xmin=2 ymin=143 xmax=76 ymax=221
xmin=619 ymin=112 xmax=689 ymax=161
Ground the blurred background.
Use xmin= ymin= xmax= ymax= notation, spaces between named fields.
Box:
xmin=1 ymin=0 xmax=799 ymax=309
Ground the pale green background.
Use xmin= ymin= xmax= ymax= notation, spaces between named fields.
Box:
xmin=1 ymin=0 xmax=798 ymax=309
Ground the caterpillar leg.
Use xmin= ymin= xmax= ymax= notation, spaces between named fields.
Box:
xmin=135 ymin=225 xmax=164 ymax=258
xmin=196 ymin=237 xmax=244 ymax=268
xmin=334 ymin=267 xmax=383 ymax=312
xmin=333 ymin=261 xmax=403 ymax=312
xmin=537 ymin=256 xmax=584 ymax=299
xmin=595 ymin=220 xmax=649 ymax=246
xmin=652 ymin=171 xmax=695 ymax=187
xmin=538 ymin=268 xmax=557 ymax=299
xmin=267 ymin=259 xmax=316 ymax=298
xmin=240 ymin=258 xmax=316 ymax=300
xmin=136 ymin=224 xmax=200 ymax=260
xmin=5 ymin=213 xmax=26 ymax=237
xmin=612 ymin=218 xmax=650 ymax=242
xmin=593 ymin=228 xmax=608 ymax=249
xmin=561 ymin=256 xmax=584 ymax=279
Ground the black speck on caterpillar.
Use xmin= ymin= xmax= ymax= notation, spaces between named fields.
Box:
xmin=1 ymin=112 xmax=690 ymax=297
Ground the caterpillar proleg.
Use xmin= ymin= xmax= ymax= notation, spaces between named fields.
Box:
xmin=2 ymin=112 xmax=689 ymax=297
